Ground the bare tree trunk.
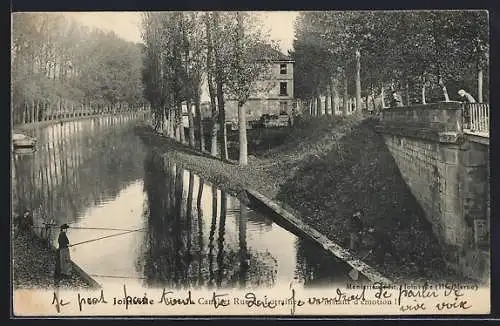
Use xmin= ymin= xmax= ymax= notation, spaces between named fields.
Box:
xmin=34 ymin=100 xmax=39 ymax=122
xmin=316 ymin=96 xmax=322 ymax=116
xmin=205 ymin=13 xmax=218 ymax=156
xmin=179 ymin=103 xmax=186 ymax=144
xmin=478 ymin=66 xmax=483 ymax=103
xmin=174 ymin=105 xmax=181 ymax=142
xmin=161 ymin=107 xmax=166 ymax=136
xmin=312 ymin=96 xmax=316 ymax=116
xmin=329 ymin=82 xmax=336 ymax=117
xmin=31 ymin=99 xmax=35 ymax=123
xmin=355 ymin=50 xmax=361 ymax=112
xmin=212 ymin=12 xmax=228 ymax=160
xmin=166 ymin=108 xmax=171 ymax=137
xmin=371 ymin=88 xmax=376 ymax=110
xmin=421 ymin=78 xmax=427 ymax=105
xmin=216 ymin=84 xmax=228 ymax=160
xmin=208 ymin=77 xmax=218 ymax=156
xmin=343 ymin=70 xmax=349 ymax=116
xmin=210 ymin=104 xmax=218 ymax=156
xmin=194 ymin=93 xmax=205 ymax=152
xmin=380 ymin=87 xmax=386 ymax=108
xmin=324 ymin=92 xmax=329 ymax=116
xmin=57 ymin=97 xmax=61 ymax=119
xmin=438 ymin=76 xmax=450 ymax=102
xmin=405 ymin=82 xmax=410 ymax=106
xmin=170 ymin=109 xmax=176 ymax=139
xmin=238 ymin=103 xmax=248 ymax=166
xmin=187 ymin=100 xmax=195 ymax=147
xmin=22 ymin=100 xmax=26 ymax=123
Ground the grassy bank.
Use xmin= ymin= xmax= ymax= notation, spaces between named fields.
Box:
xmin=12 ymin=230 xmax=93 ymax=290
xmin=135 ymin=115 xmax=462 ymax=283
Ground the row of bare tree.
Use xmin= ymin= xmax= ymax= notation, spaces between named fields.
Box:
xmin=11 ymin=13 xmax=146 ymax=125
xmin=141 ymin=12 xmax=280 ymax=165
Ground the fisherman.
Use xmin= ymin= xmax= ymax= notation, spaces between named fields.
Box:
xmin=22 ymin=209 xmax=34 ymax=233
xmin=55 ymin=224 xmax=72 ymax=281
xmin=17 ymin=209 xmax=34 ymax=242
xmin=347 ymin=211 xmax=364 ymax=251
xmin=365 ymin=227 xmax=400 ymax=265
xmin=13 ymin=211 xmax=23 ymax=238
xmin=41 ymin=215 xmax=56 ymax=248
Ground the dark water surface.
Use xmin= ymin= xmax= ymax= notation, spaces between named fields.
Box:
xmin=12 ymin=115 xmax=365 ymax=289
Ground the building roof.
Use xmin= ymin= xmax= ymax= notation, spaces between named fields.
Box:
xmin=251 ymin=42 xmax=293 ymax=62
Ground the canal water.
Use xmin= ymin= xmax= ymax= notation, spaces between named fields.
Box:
xmin=12 ymin=114 xmax=365 ymax=289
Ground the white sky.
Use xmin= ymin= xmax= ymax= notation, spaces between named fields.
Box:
xmin=64 ymin=11 xmax=299 ymax=53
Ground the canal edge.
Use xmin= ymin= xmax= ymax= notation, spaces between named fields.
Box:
xmin=245 ymin=188 xmax=393 ymax=285
xmin=145 ymin=127 xmax=393 ymax=285
xmin=70 ymin=261 xmax=102 ymax=289
xmin=13 ymin=111 xmax=148 ymax=132
xmin=43 ymin=238 xmax=102 ymax=289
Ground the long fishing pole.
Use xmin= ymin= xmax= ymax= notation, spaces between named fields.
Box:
xmin=33 ymin=225 xmax=145 ymax=232
xmin=88 ymin=274 xmax=146 ymax=280
xmin=68 ymin=227 xmax=146 ymax=248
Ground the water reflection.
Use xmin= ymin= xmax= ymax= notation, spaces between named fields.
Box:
xmin=143 ymin=152 xmax=367 ymax=289
xmin=12 ymin=113 xmax=367 ymax=289
xmin=12 ymin=113 xmax=148 ymax=239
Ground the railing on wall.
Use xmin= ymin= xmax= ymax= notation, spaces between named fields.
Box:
xmin=464 ymin=103 xmax=489 ymax=137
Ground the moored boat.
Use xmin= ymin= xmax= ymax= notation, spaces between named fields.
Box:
xmin=12 ymin=133 xmax=37 ymax=148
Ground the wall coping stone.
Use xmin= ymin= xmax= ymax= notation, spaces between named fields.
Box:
xmin=375 ymin=124 xmax=465 ymax=144
xmin=381 ymin=101 xmax=464 ymax=111
xmin=376 ymin=101 xmax=466 ymax=143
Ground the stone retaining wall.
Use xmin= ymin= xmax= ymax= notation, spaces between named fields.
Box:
xmin=377 ymin=102 xmax=490 ymax=282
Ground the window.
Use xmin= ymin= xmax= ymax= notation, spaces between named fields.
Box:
xmin=280 ymin=63 xmax=287 ymax=74
xmin=280 ymin=82 xmax=288 ymax=96
xmin=280 ymin=101 xmax=288 ymax=114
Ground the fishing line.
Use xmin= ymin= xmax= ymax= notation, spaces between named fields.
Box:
xmin=68 ymin=227 xmax=146 ymax=247
xmin=88 ymin=274 xmax=146 ymax=280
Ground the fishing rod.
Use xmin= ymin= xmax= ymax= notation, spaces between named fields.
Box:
xmin=32 ymin=225 xmax=146 ymax=232
xmin=68 ymin=227 xmax=146 ymax=248
xmin=88 ymin=273 xmax=146 ymax=280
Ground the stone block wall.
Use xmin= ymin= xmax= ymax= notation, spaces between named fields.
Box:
xmin=383 ymin=134 xmax=470 ymax=246
xmin=380 ymin=101 xmax=465 ymax=132
xmin=377 ymin=101 xmax=490 ymax=281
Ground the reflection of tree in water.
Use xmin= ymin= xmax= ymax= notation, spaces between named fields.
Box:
xmin=12 ymin=116 xmax=146 ymax=230
xmin=226 ymin=204 xmax=277 ymax=289
xmin=295 ymin=238 xmax=365 ymax=287
xmin=143 ymin=151 xmax=177 ymax=288
xmin=143 ymin=153 xmax=280 ymax=289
